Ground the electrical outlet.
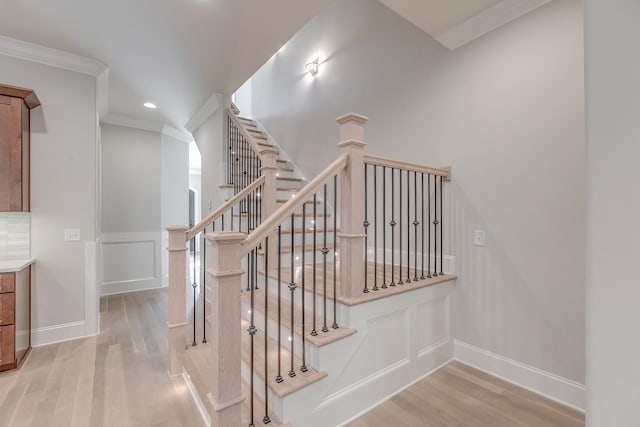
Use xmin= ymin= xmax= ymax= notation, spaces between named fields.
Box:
xmin=474 ymin=230 xmax=485 ymax=246
xmin=64 ymin=228 xmax=81 ymax=242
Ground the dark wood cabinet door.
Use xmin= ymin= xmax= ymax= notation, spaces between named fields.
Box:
xmin=0 ymin=325 xmax=16 ymax=368
xmin=0 ymin=94 xmax=27 ymax=211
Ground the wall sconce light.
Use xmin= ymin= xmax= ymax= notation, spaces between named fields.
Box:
xmin=305 ymin=58 xmax=319 ymax=77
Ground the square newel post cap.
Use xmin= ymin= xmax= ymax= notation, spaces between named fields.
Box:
xmin=205 ymin=231 xmax=246 ymax=245
xmin=337 ymin=113 xmax=368 ymax=146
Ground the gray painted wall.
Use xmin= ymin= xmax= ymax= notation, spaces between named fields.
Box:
xmin=0 ymin=54 xmax=99 ymax=343
xmin=585 ymin=0 xmax=640 ymax=425
xmin=247 ymin=0 xmax=585 ymax=385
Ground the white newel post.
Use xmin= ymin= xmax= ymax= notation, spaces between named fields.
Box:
xmin=260 ymin=148 xmax=279 ymax=267
xmin=337 ymin=113 xmax=369 ymax=299
xmin=206 ymin=231 xmax=245 ymax=427
xmin=167 ymin=225 xmax=189 ymax=376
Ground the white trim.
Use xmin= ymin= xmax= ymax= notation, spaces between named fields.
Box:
xmin=185 ymin=93 xmax=223 ymax=133
xmin=182 ymin=370 xmax=211 ymax=426
xmin=96 ymin=69 xmax=110 ymax=119
xmin=435 ymin=0 xmax=552 ymax=50
xmin=32 ymin=321 xmax=90 ymax=347
xmin=0 ymin=34 xmax=107 ymax=76
xmin=101 ymin=113 xmax=164 ymax=133
xmin=161 ymin=125 xmax=193 ymax=144
xmin=84 ymin=242 xmax=99 ymax=337
xmin=453 ymin=340 xmax=585 ymax=411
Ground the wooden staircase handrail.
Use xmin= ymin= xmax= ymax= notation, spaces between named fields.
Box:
xmin=241 ymin=153 xmax=349 ymax=254
xmin=226 ymin=108 xmax=278 ymax=160
xmin=364 ymin=154 xmax=451 ymax=180
xmin=186 ymin=175 xmax=265 ymax=241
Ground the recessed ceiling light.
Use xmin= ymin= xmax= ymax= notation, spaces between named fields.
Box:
xmin=144 ymin=102 xmax=157 ymax=109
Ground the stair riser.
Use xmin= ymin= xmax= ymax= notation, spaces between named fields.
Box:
xmin=240 ymin=360 xmax=286 ymax=422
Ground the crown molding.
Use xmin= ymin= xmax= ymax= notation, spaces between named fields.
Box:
xmin=96 ymin=69 xmax=110 ymax=119
xmin=101 ymin=113 xmax=163 ymax=133
xmin=161 ymin=125 xmax=194 ymax=144
xmin=435 ymin=0 xmax=552 ymax=50
xmin=185 ymin=93 xmax=223 ymax=134
xmin=0 ymin=34 xmax=107 ymax=76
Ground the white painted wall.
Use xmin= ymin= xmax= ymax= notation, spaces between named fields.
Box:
xmin=247 ymin=0 xmax=585 ymax=402
xmin=585 ymin=1 xmax=640 ymax=425
xmin=101 ymin=124 xmax=161 ymax=295
xmin=0 ymin=54 xmax=99 ymax=344
xmin=161 ymin=133 xmax=189 ymax=286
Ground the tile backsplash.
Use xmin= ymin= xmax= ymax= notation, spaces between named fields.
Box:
xmin=0 ymin=212 xmax=30 ymax=261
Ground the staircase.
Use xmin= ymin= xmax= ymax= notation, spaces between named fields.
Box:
xmin=167 ymin=108 xmax=457 ymax=427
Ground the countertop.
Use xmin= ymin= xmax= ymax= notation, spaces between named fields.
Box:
xmin=0 ymin=259 xmax=35 ymax=273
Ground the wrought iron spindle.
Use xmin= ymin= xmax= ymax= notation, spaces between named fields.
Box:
xmin=390 ymin=168 xmax=396 ymax=287
xmin=382 ymin=166 xmax=387 ymax=289
xmin=373 ymin=165 xmax=378 ymax=291
xmin=413 ymin=171 xmax=419 ymax=282
xmin=289 ymin=214 xmax=296 ymax=378
xmin=322 ymin=184 xmax=329 ymax=333
xmin=398 ymin=168 xmax=403 ymax=285
xmin=433 ymin=173 xmax=438 ymax=277
xmin=248 ymin=249 xmax=257 ymax=427
xmin=192 ymin=235 xmax=197 ymax=347
xmin=440 ymin=175 xmax=444 ymax=276
xmin=406 ymin=169 xmax=411 ymax=283
xmin=311 ymin=193 xmax=318 ymax=337
xmin=202 ymin=226 xmax=207 ymax=343
xmin=427 ymin=174 xmax=432 ymax=279
xmin=263 ymin=236 xmax=271 ymax=424
xmin=363 ymin=164 xmax=369 ymax=293
xmin=420 ymin=173 xmax=425 ymax=280
xmin=276 ymin=225 xmax=283 ymax=383
xmin=332 ymin=175 xmax=338 ymax=329
xmin=246 ymin=192 xmax=251 ymax=291
xmin=301 ymin=204 xmax=308 ymax=372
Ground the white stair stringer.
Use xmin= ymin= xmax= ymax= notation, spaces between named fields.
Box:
xmin=241 ymin=278 xmax=455 ymax=426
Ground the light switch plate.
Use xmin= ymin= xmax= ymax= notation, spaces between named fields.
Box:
xmin=64 ymin=228 xmax=81 ymax=242
xmin=474 ymin=230 xmax=485 ymax=246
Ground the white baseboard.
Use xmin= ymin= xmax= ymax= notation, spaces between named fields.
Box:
xmin=101 ymin=279 xmax=164 ymax=296
xmin=182 ymin=370 xmax=211 ymax=427
xmin=32 ymin=320 xmax=90 ymax=347
xmin=453 ymin=340 xmax=585 ymax=411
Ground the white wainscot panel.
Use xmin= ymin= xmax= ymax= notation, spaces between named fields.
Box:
xmin=417 ymin=295 xmax=449 ymax=357
xmin=101 ymin=232 xmax=161 ymax=295
xmin=326 ymin=308 xmax=408 ymax=396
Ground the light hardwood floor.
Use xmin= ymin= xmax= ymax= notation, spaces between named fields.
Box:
xmin=0 ymin=289 xmax=204 ymax=427
xmin=348 ymin=361 xmax=585 ymax=427
xmin=0 ymin=288 xmax=584 ymax=427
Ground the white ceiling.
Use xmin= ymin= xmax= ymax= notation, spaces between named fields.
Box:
xmin=0 ymin=0 xmax=550 ymax=136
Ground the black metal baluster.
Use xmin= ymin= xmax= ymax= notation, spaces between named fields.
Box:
xmin=227 ymin=116 xmax=231 ymax=184
xmin=420 ymin=173 xmax=425 ymax=280
xmin=192 ymin=235 xmax=197 ymax=347
xmin=413 ymin=171 xmax=418 ymax=282
xmin=248 ymin=247 xmax=257 ymax=427
xmin=246 ymin=192 xmax=251 ymax=291
xmin=276 ymin=225 xmax=283 ymax=383
xmin=322 ymin=184 xmax=329 ymax=333
xmin=202 ymin=226 xmax=207 ymax=343
xmin=398 ymin=169 xmax=403 ymax=285
xmin=289 ymin=214 xmax=296 ymax=378
xmin=332 ymin=175 xmax=338 ymax=329
xmin=263 ymin=236 xmax=271 ymax=424
xmin=433 ymin=173 xmax=438 ymax=277
xmin=400 ymin=169 xmax=411 ymax=283
xmin=363 ymin=164 xmax=369 ymax=293
xmin=440 ymin=175 xmax=444 ymax=276
xmin=311 ymin=193 xmax=318 ymax=337
xmin=390 ymin=168 xmax=396 ymax=287
xmin=382 ymin=166 xmax=387 ymax=289
xmin=301 ymin=204 xmax=308 ymax=372
xmin=373 ymin=165 xmax=378 ymax=291
xmin=427 ymin=175 xmax=432 ymax=279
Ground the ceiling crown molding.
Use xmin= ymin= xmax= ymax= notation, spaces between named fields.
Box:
xmin=101 ymin=113 xmax=163 ymax=133
xmin=435 ymin=0 xmax=552 ymax=50
xmin=161 ymin=125 xmax=194 ymax=144
xmin=185 ymin=93 xmax=223 ymax=134
xmin=0 ymin=35 xmax=107 ymax=76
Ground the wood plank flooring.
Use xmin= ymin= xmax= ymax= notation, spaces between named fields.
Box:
xmin=347 ymin=361 xmax=585 ymax=427
xmin=0 ymin=289 xmax=204 ymax=427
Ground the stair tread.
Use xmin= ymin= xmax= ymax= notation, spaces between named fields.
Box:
xmin=240 ymin=318 xmax=328 ymax=398
xmin=257 ymin=242 xmax=335 ymax=256
xmin=242 ymin=288 xmax=357 ymax=349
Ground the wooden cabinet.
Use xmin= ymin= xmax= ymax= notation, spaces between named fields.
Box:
xmin=0 ymin=268 xmax=31 ymax=371
xmin=0 ymin=84 xmax=40 ymax=212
